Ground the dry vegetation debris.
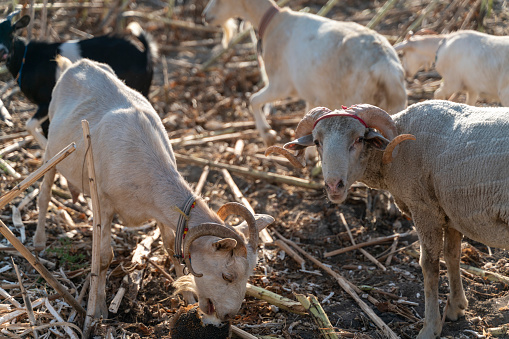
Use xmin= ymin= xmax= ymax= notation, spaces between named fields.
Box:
xmin=0 ymin=0 xmax=509 ymax=338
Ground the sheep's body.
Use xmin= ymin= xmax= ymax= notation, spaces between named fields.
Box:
xmin=203 ymin=0 xmax=407 ymax=145
xmin=434 ymin=30 xmax=509 ymax=106
xmin=273 ymin=100 xmax=509 ymax=338
xmin=37 ymin=57 xmax=273 ymax=320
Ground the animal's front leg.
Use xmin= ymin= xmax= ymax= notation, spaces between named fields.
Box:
xmin=443 ymin=227 xmax=468 ymax=320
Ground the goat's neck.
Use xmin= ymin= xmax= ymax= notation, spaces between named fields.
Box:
xmin=6 ymin=39 xmax=26 ymax=78
xmin=242 ymin=0 xmax=279 ymax=29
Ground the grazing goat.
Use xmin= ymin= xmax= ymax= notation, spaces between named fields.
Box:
xmin=393 ymin=29 xmax=444 ymax=78
xmin=267 ymin=101 xmax=509 ymax=338
xmin=395 ymin=29 xmax=509 ymax=106
xmin=0 ymin=11 xmax=156 ymax=148
xmin=202 ymin=0 xmax=407 ymax=145
xmin=37 ymin=56 xmax=274 ymax=320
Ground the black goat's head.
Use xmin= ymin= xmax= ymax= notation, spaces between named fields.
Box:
xmin=0 ymin=11 xmax=29 ymax=60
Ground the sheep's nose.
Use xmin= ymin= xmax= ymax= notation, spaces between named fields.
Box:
xmin=326 ymin=178 xmax=344 ymax=193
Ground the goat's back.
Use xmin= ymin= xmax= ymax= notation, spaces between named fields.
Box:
xmin=47 ymin=58 xmax=180 ymax=225
xmin=389 ymin=100 xmax=509 ymax=248
xmin=270 ymin=11 xmax=406 ymax=113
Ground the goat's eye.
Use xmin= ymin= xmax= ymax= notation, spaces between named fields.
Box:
xmin=222 ymin=273 xmax=234 ymax=283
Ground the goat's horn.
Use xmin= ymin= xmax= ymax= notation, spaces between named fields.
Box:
xmin=265 ymin=146 xmax=306 ymax=168
xmin=217 ymin=202 xmax=258 ymax=250
xmin=347 ymin=104 xmax=398 ymax=140
xmin=382 ymin=134 xmax=416 ymax=164
xmin=183 ymin=223 xmax=247 ymax=277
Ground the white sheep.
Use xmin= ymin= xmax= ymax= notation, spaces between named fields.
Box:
xmin=395 ymin=29 xmax=509 ymax=106
xmin=36 ymin=56 xmax=274 ymax=320
xmin=267 ymin=100 xmax=509 ymax=338
xmin=202 ymin=0 xmax=407 ymax=145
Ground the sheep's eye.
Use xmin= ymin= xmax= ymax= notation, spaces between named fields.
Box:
xmin=314 ymin=139 xmax=321 ymax=147
xmin=356 ymin=137 xmax=364 ymax=144
xmin=222 ymin=273 xmax=234 ymax=283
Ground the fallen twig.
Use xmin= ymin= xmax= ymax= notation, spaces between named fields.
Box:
xmin=324 ymin=232 xmax=409 ymax=258
xmin=175 ymin=153 xmax=322 ymax=190
xmin=12 ymin=259 xmax=38 ymax=339
xmin=274 ymin=239 xmax=305 ymax=269
xmin=296 ymin=294 xmax=338 ymax=339
xmin=246 ymin=283 xmax=307 ymax=315
xmin=272 ymin=229 xmax=400 ymax=339
xmin=338 ymin=213 xmax=386 ymax=271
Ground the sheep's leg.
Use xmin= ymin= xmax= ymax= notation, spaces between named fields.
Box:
xmin=414 ymin=216 xmax=444 ymax=339
xmin=249 ymin=86 xmax=283 ymax=146
xmin=96 ymin=212 xmax=114 ymax=318
xmin=34 ymin=166 xmax=56 ymax=247
xmin=443 ymin=227 xmax=468 ymax=321
xmin=160 ymin=224 xmax=197 ymax=304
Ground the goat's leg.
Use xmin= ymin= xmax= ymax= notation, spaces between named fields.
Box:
xmin=96 ymin=212 xmax=114 ymax=318
xmin=26 ymin=105 xmax=49 ymax=149
xmin=249 ymin=86 xmax=284 ymax=146
xmin=443 ymin=227 xmax=468 ymax=321
xmin=160 ymin=224 xmax=197 ymax=304
xmin=464 ymin=91 xmax=479 ymax=106
xmin=34 ymin=166 xmax=56 ymax=247
xmin=414 ymin=214 xmax=444 ymax=339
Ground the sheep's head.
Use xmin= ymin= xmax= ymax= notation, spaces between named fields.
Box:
xmin=0 ymin=12 xmax=29 ymax=61
xmin=266 ymin=105 xmax=415 ymax=204
xmin=202 ymin=0 xmax=244 ymax=27
xmin=175 ymin=202 xmax=274 ymax=321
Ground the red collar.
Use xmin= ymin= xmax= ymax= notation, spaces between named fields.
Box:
xmin=258 ymin=5 xmax=280 ymax=41
xmin=313 ymin=113 xmax=369 ymax=129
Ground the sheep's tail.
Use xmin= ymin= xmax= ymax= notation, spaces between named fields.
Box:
xmin=55 ymin=55 xmax=73 ymax=81
xmin=127 ymin=21 xmax=159 ymax=60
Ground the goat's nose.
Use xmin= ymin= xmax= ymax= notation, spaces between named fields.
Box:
xmin=326 ymin=178 xmax=344 ymax=192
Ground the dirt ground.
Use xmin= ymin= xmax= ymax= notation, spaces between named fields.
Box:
xmin=1 ymin=0 xmax=509 ymax=338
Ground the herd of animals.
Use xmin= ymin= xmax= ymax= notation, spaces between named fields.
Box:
xmin=1 ymin=1 xmax=508 ymax=338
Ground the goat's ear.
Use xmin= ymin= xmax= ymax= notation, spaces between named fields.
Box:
xmin=212 ymin=238 xmax=237 ymax=251
xmin=13 ymin=16 xmax=30 ymax=30
xmin=284 ymin=134 xmax=314 ymax=151
xmin=234 ymin=214 xmax=275 ymax=238
xmin=365 ymin=129 xmax=390 ymax=151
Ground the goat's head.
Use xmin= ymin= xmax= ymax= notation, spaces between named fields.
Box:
xmin=202 ymin=0 xmax=242 ymax=27
xmin=266 ymin=105 xmax=415 ymax=204
xmin=175 ymin=202 xmax=274 ymax=321
xmin=393 ymin=29 xmax=439 ymax=78
xmin=0 ymin=12 xmax=29 ymax=61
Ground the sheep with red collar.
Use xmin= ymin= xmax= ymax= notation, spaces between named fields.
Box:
xmin=267 ymin=100 xmax=509 ymax=338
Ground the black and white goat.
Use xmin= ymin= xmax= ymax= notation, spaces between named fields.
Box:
xmin=0 ymin=11 xmax=157 ymax=148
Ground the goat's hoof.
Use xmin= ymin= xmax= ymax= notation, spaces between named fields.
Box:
xmin=262 ymin=130 xmax=277 ymax=146
xmin=417 ymin=322 xmax=441 ymax=339
xmin=446 ymin=301 xmax=467 ymax=321
xmin=33 ymin=233 xmax=47 ymax=248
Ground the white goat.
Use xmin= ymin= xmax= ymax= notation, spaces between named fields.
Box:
xmin=36 ymin=56 xmax=274 ymax=320
xmin=395 ymin=30 xmax=509 ymax=106
xmin=393 ymin=29 xmax=444 ymax=78
xmin=267 ymin=100 xmax=509 ymax=338
xmin=202 ymin=0 xmax=407 ymax=145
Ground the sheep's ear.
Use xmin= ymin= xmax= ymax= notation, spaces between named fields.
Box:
xmin=212 ymin=238 xmax=237 ymax=251
xmin=365 ymin=129 xmax=390 ymax=151
xmin=284 ymin=134 xmax=314 ymax=151
xmin=13 ymin=16 xmax=30 ymax=30
xmin=234 ymin=214 xmax=275 ymax=238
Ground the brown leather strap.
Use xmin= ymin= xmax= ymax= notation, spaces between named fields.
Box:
xmin=258 ymin=5 xmax=280 ymax=42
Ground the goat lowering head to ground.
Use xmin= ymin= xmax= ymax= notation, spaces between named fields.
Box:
xmin=202 ymin=0 xmax=407 ymax=146
xmin=38 ymin=56 xmax=274 ymax=320
xmin=0 ymin=11 xmax=156 ymax=149
xmin=267 ymin=101 xmax=509 ymax=338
